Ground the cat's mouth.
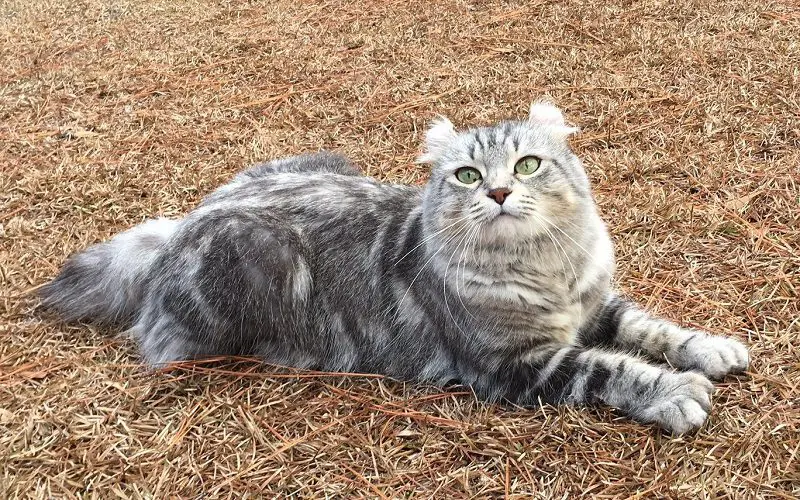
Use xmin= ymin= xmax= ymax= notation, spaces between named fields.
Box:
xmin=487 ymin=211 xmax=524 ymax=229
xmin=491 ymin=207 xmax=522 ymax=220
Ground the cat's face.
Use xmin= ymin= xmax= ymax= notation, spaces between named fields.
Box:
xmin=420 ymin=102 xmax=592 ymax=245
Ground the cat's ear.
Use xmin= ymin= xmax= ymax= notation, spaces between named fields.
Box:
xmin=529 ymin=101 xmax=566 ymax=126
xmin=417 ymin=116 xmax=456 ymax=164
xmin=528 ymin=100 xmax=579 ymax=140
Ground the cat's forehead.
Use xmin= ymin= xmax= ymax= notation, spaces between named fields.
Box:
xmin=461 ymin=121 xmax=523 ymax=140
xmin=453 ymin=121 xmax=556 ymax=158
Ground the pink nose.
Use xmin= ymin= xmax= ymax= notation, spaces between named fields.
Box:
xmin=487 ymin=188 xmax=512 ymax=205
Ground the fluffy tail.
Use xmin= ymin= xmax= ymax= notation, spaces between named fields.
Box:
xmin=39 ymin=218 xmax=180 ymax=325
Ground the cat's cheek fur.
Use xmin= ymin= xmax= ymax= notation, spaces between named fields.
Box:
xmin=537 ymin=188 xmax=579 ymax=224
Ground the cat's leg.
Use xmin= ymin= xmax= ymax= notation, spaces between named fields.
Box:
xmin=474 ymin=345 xmax=714 ymax=435
xmin=579 ymin=295 xmax=749 ymax=379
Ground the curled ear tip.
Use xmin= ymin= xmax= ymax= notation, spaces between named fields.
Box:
xmin=428 ymin=115 xmax=455 ymax=129
xmin=425 ymin=115 xmax=457 ymax=146
xmin=529 ymin=102 xmax=564 ymax=114
xmin=530 ymin=96 xmax=560 ymax=108
xmin=415 ymin=153 xmax=432 ymax=164
xmin=528 ymin=99 xmax=567 ymax=126
xmin=553 ymin=125 xmax=580 ymax=140
xmin=566 ymin=126 xmax=580 ymax=136
xmin=531 ymin=98 xmax=557 ymax=106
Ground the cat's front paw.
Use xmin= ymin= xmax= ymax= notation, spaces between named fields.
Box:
xmin=675 ymin=333 xmax=749 ymax=380
xmin=635 ymin=371 xmax=714 ymax=435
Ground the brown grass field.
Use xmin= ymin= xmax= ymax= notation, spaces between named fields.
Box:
xmin=2 ymin=0 xmax=799 ymax=497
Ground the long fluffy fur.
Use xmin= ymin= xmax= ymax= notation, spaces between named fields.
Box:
xmin=41 ymin=106 xmax=749 ymax=434
xmin=40 ymin=218 xmax=179 ymax=324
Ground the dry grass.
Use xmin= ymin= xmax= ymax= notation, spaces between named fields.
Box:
xmin=1 ymin=0 xmax=799 ymax=497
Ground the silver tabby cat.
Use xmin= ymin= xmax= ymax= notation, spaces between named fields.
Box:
xmin=41 ymin=102 xmax=749 ymax=435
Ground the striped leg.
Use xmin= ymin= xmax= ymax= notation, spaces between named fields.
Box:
xmin=475 ymin=345 xmax=714 ymax=435
xmin=580 ymin=296 xmax=749 ymax=379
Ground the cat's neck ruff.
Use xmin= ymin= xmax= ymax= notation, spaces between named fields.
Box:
xmin=426 ymin=221 xmax=587 ymax=279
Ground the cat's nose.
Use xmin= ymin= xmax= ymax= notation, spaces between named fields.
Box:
xmin=487 ymin=188 xmax=512 ymax=205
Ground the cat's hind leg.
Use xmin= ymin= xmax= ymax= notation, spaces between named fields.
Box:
xmin=579 ymin=295 xmax=749 ymax=379
xmin=130 ymin=210 xmax=314 ymax=367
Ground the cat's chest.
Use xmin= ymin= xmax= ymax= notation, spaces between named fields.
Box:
xmin=448 ymin=266 xmax=583 ymax=343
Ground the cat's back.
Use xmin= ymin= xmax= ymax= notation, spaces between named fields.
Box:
xmin=181 ymin=152 xmax=422 ymax=259
xmin=242 ymin=150 xmax=363 ymax=178
xmin=197 ymin=152 xmax=421 ymax=219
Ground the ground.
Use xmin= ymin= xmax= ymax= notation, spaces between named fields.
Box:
xmin=1 ymin=0 xmax=798 ymax=497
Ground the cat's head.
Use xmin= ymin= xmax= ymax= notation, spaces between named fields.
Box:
xmin=419 ymin=101 xmax=593 ymax=245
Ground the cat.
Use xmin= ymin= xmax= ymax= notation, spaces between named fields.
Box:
xmin=40 ymin=101 xmax=749 ymax=435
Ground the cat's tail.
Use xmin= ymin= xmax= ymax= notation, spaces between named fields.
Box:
xmin=39 ymin=218 xmax=180 ymax=326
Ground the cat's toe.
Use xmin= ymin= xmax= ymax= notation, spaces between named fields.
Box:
xmin=635 ymin=371 xmax=714 ymax=435
xmin=677 ymin=333 xmax=749 ymax=380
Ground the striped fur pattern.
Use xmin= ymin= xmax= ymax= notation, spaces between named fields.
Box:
xmin=40 ymin=102 xmax=749 ymax=434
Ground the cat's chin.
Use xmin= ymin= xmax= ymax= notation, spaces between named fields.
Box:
xmin=480 ymin=214 xmax=531 ymax=242
xmin=479 ymin=212 xmax=566 ymax=246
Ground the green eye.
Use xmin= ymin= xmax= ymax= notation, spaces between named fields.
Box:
xmin=455 ymin=167 xmax=482 ymax=184
xmin=514 ymin=156 xmax=541 ymax=175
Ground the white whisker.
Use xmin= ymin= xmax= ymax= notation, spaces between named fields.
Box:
xmin=530 ymin=213 xmax=583 ymax=327
xmin=535 ymin=212 xmax=613 ymax=275
xmin=456 ymin=225 xmax=481 ymax=321
xmin=393 ymin=221 xmax=469 ymax=321
xmin=442 ymin=223 xmax=475 ymax=336
xmin=379 ymin=223 xmax=471 ymax=356
xmin=393 ymin=212 xmax=475 ymax=267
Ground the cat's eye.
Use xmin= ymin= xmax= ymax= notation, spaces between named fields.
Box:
xmin=514 ymin=156 xmax=541 ymax=176
xmin=455 ymin=167 xmax=482 ymax=184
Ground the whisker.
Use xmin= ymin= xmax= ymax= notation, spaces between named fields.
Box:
xmin=393 ymin=212 xmax=474 ymax=267
xmin=535 ymin=212 xmax=613 ymax=274
xmin=394 ymin=221 xmax=469 ymax=320
xmin=379 ymin=222 xmax=471 ymax=356
xmin=530 ymin=213 xmax=583 ymax=327
xmin=455 ymin=224 xmax=481 ymax=322
xmin=442 ymin=223 xmax=476 ymax=336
